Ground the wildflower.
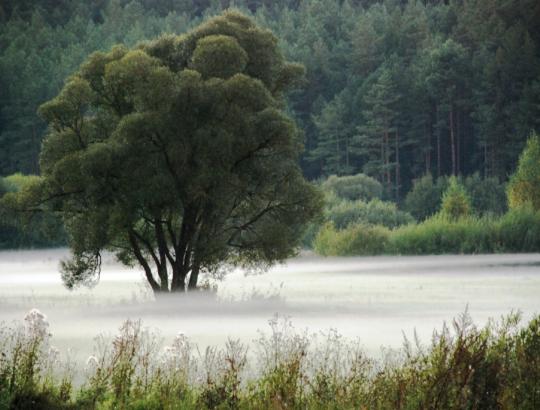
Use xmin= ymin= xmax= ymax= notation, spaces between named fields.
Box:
xmin=85 ymin=355 xmax=99 ymax=371
xmin=24 ymin=308 xmax=50 ymax=340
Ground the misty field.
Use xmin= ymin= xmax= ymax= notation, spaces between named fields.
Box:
xmin=1 ymin=249 xmax=540 ymax=359
xmin=2 ymin=250 xmax=540 ymax=409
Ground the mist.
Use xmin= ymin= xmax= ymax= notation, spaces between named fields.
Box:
xmin=2 ymin=249 xmax=539 ymax=366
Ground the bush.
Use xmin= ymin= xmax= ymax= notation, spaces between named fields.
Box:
xmin=463 ymin=172 xmax=507 ymax=216
xmin=439 ymin=177 xmax=471 ymax=220
xmin=328 ymin=198 xmax=414 ymax=230
xmin=496 ymin=206 xmax=540 ymax=252
xmin=388 ymin=215 xmax=495 ymax=254
xmin=404 ymin=174 xmax=449 ymax=220
xmin=389 ymin=207 xmax=540 ymax=255
xmin=313 ymin=222 xmax=390 ymax=256
xmin=507 ymin=132 xmax=540 ymax=210
xmin=321 ymin=173 xmax=383 ymax=201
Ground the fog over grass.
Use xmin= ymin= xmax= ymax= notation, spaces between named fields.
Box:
xmin=1 ymin=249 xmax=540 ymax=367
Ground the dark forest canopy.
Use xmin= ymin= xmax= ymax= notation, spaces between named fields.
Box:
xmin=1 ymin=0 xmax=539 ymax=197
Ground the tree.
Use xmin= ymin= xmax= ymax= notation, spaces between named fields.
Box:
xmin=355 ymin=62 xmax=401 ymax=195
xmin=16 ymin=11 xmax=322 ymax=295
xmin=507 ymin=133 xmax=540 ymax=210
xmin=311 ymin=90 xmax=355 ymax=175
xmin=440 ymin=177 xmax=471 ymax=220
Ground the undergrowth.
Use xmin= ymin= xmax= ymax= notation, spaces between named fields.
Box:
xmin=1 ymin=310 xmax=539 ymax=409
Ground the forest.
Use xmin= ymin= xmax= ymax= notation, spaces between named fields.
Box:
xmin=1 ymin=0 xmax=540 ymax=254
xmin=1 ymin=0 xmax=539 ymax=192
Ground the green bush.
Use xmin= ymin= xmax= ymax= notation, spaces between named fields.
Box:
xmin=313 ymin=207 xmax=540 ymax=256
xmin=463 ymin=172 xmax=507 ymax=216
xmin=328 ymin=198 xmax=414 ymax=230
xmin=321 ymin=173 xmax=383 ymax=201
xmin=496 ymin=206 xmax=540 ymax=252
xmin=439 ymin=177 xmax=471 ymax=220
xmin=313 ymin=222 xmax=390 ymax=256
xmin=388 ymin=215 xmax=495 ymax=254
xmin=405 ymin=173 xmax=507 ymax=220
xmin=507 ymin=132 xmax=540 ymax=210
xmin=404 ymin=174 xmax=449 ymax=220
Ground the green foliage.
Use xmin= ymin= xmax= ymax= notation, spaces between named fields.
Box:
xmin=439 ymin=177 xmax=471 ymax=220
xmin=0 ymin=173 xmax=65 ymax=249
xmin=321 ymin=173 xmax=383 ymax=202
xmin=26 ymin=11 xmax=322 ymax=294
xmin=388 ymin=215 xmax=496 ymax=255
xmin=314 ymin=207 xmax=540 ymax=256
xmin=405 ymin=174 xmax=506 ymax=220
xmin=2 ymin=313 xmax=540 ymax=409
xmin=496 ymin=206 xmax=540 ymax=252
xmin=404 ymin=174 xmax=449 ymax=221
xmin=314 ymin=222 xmax=390 ymax=256
xmin=327 ymin=198 xmax=414 ymax=230
xmin=1 ymin=0 xmax=539 ymax=200
xmin=463 ymin=173 xmax=507 ymax=216
xmin=507 ymin=133 xmax=540 ymax=210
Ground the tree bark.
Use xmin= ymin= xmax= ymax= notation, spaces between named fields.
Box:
xmin=395 ymin=128 xmax=400 ymax=201
xmin=188 ymin=263 xmax=200 ymax=290
xmin=449 ymin=105 xmax=456 ymax=176
xmin=436 ymin=105 xmax=441 ymax=177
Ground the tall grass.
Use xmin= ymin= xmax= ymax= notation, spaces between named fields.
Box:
xmin=1 ymin=311 xmax=539 ymax=409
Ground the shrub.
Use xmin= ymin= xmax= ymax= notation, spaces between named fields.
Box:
xmin=388 ymin=215 xmax=495 ymax=255
xmin=321 ymin=173 xmax=383 ymax=201
xmin=507 ymin=132 xmax=540 ymax=210
xmin=463 ymin=172 xmax=507 ymax=216
xmin=496 ymin=206 xmax=540 ymax=252
xmin=439 ymin=177 xmax=471 ymax=220
xmin=404 ymin=174 xmax=449 ymax=220
xmin=328 ymin=198 xmax=414 ymax=230
xmin=313 ymin=222 xmax=390 ymax=256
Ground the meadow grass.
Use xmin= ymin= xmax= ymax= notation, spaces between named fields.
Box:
xmin=1 ymin=310 xmax=539 ymax=409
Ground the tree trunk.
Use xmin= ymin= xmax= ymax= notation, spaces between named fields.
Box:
xmin=456 ymin=109 xmax=461 ymax=175
xmin=436 ymin=105 xmax=441 ymax=177
xmin=449 ymin=105 xmax=456 ymax=176
xmin=424 ymin=123 xmax=431 ymax=174
xmin=395 ymin=128 xmax=400 ymax=202
xmin=188 ymin=264 xmax=200 ymax=290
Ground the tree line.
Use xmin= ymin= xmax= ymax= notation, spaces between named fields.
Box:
xmin=1 ymin=0 xmax=539 ymax=198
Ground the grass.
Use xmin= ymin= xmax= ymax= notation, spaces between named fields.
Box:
xmin=1 ymin=310 xmax=540 ymax=409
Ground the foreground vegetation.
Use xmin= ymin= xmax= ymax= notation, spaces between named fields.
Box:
xmin=1 ymin=310 xmax=539 ymax=409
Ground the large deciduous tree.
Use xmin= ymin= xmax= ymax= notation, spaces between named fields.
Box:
xmin=22 ymin=11 xmax=322 ymax=294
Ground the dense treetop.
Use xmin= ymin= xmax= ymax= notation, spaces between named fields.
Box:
xmin=0 ymin=0 xmax=539 ymax=198
xmin=7 ymin=11 xmax=321 ymax=293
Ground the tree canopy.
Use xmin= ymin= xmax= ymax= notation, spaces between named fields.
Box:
xmin=507 ymin=132 xmax=540 ymax=210
xmin=1 ymin=0 xmax=539 ymax=198
xmin=16 ymin=11 xmax=322 ymax=294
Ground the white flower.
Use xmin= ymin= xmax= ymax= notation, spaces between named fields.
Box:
xmin=85 ymin=355 xmax=99 ymax=370
xmin=24 ymin=308 xmax=50 ymax=339
xmin=48 ymin=346 xmax=60 ymax=362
